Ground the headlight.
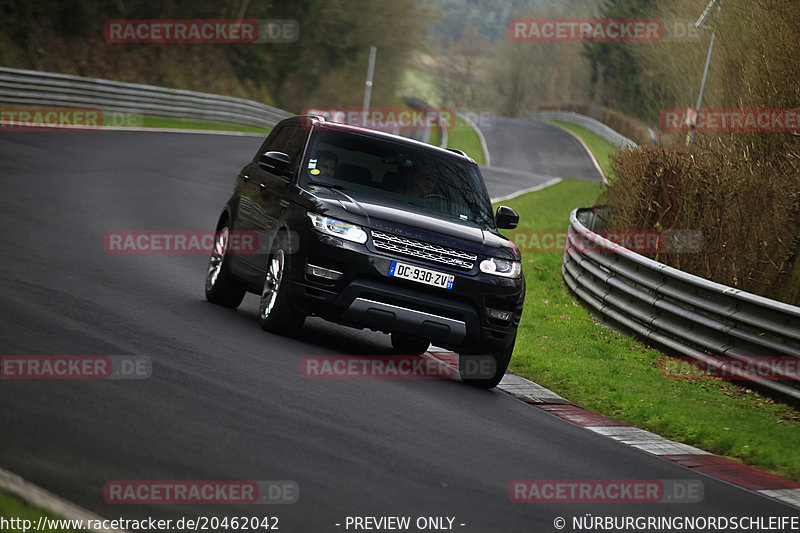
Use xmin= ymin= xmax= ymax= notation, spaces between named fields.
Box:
xmin=307 ymin=213 xmax=368 ymax=244
xmin=479 ymin=257 xmax=522 ymax=278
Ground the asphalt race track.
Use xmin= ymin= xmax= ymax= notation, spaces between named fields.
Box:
xmin=0 ymin=125 xmax=795 ymax=532
xmin=480 ymin=117 xmax=603 ymax=200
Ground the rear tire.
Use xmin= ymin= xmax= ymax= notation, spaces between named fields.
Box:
xmin=391 ymin=333 xmax=430 ymax=355
xmin=459 ymin=336 xmax=515 ymax=389
xmin=205 ymin=223 xmax=246 ymax=308
xmin=259 ymin=233 xmax=305 ymax=334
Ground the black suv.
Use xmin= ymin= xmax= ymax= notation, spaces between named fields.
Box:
xmin=205 ymin=115 xmax=524 ymax=388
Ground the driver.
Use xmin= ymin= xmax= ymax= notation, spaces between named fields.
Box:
xmin=404 ymin=171 xmax=438 ymax=198
xmin=316 ymin=150 xmax=338 ymax=179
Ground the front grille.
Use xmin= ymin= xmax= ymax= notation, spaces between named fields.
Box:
xmin=371 ymin=230 xmax=477 ymax=270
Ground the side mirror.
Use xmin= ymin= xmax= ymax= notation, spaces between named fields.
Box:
xmin=259 ymin=151 xmax=292 ymax=176
xmin=495 ymin=206 xmax=519 ymax=229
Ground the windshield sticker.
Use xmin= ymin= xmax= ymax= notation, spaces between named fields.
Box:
xmin=310 ymin=168 xmax=320 ymax=175
xmin=308 ymin=159 xmax=317 ymax=169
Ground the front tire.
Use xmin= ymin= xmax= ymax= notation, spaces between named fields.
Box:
xmin=205 ymin=223 xmax=246 ymax=308
xmin=459 ymin=336 xmax=515 ymax=389
xmin=259 ymin=234 xmax=305 ymax=334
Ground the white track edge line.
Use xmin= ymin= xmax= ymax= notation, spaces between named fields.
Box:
xmin=456 ymin=113 xmax=491 ymax=167
xmin=0 ymin=466 xmax=128 ymax=532
xmin=490 ymin=177 xmax=563 ymax=203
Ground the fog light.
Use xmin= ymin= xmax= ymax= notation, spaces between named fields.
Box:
xmin=487 ymin=308 xmax=513 ymax=321
xmin=306 ymin=263 xmax=343 ymax=281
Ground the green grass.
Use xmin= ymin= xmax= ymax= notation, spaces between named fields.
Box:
xmin=446 ymin=115 xmax=485 ymax=165
xmin=0 ymin=492 xmax=83 ymax=532
xmin=499 ymin=179 xmax=800 ymax=481
xmin=545 ymin=120 xmax=618 ymax=180
xmin=399 ymin=68 xmax=441 ymax=106
xmin=111 ymin=115 xmax=271 ymax=134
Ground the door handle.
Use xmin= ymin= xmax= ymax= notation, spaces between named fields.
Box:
xmin=259 ymin=183 xmax=268 ymax=192
xmin=241 ymin=174 xmax=250 ymax=182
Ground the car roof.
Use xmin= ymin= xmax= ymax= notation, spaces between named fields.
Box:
xmin=284 ymin=114 xmax=476 ymax=164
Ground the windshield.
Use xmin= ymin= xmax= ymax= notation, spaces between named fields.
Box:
xmin=303 ymin=131 xmax=494 ymax=227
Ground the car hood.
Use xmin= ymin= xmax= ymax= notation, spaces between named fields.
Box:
xmin=307 ymin=186 xmax=517 ymax=258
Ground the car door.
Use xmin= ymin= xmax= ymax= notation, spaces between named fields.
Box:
xmin=240 ymin=123 xmax=309 ymax=273
xmin=234 ymin=125 xmax=294 ymax=271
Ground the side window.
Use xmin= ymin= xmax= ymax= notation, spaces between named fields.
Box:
xmin=253 ymin=125 xmax=293 ymax=162
xmin=282 ymin=127 xmax=309 ymax=170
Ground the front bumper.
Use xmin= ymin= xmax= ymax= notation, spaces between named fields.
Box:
xmin=287 ymin=230 xmax=525 ymax=354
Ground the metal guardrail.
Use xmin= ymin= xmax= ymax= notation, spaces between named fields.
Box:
xmin=0 ymin=66 xmax=290 ymax=128
xmin=562 ymin=207 xmax=800 ymax=401
xmin=529 ymin=110 xmax=639 ymax=150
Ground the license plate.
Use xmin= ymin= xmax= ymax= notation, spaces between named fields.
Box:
xmin=388 ymin=261 xmax=454 ymax=289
